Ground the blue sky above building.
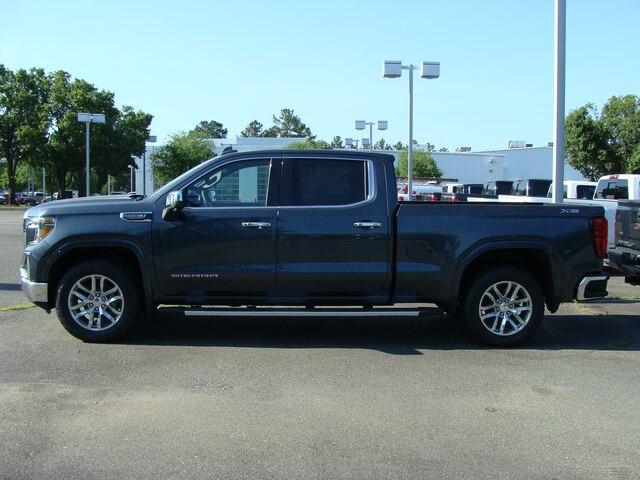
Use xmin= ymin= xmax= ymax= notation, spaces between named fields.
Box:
xmin=1 ymin=0 xmax=637 ymax=149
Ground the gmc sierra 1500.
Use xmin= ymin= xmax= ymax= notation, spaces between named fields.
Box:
xmin=21 ymin=150 xmax=609 ymax=346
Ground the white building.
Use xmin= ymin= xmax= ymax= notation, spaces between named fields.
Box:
xmin=134 ymin=137 xmax=586 ymax=194
xmin=406 ymin=144 xmax=586 ymax=184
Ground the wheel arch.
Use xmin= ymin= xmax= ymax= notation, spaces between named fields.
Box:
xmin=452 ymin=242 xmax=562 ymax=312
xmin=42 ymin=239 xmax=156 ymax=315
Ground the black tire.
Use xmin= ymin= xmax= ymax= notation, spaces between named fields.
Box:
xmin=55 ymin=260 xmax=139 ymax=342
xmin=462 ymin=267 xmax=544 ymax=347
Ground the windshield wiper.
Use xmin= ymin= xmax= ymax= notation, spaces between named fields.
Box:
xmin=129 ymin=193 xmax=146 ymax=201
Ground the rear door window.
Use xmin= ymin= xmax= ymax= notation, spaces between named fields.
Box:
xmin=283 ymin=158 xmax=369 ymax=206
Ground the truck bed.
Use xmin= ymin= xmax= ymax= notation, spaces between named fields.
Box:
xmin=394 ymin=201 xmax=606 ymax=303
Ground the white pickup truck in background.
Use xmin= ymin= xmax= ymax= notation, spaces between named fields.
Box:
xmin=476 ymin=176 xmax=640 ymax=249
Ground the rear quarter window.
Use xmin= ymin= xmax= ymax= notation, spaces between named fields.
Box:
xmin=595 ymin=179 xmax=628 ymax=199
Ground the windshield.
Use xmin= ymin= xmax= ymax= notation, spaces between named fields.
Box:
xmin=146 ymin=157 xmax=218 ymax=202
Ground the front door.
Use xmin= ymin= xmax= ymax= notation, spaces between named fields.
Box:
xmin=153 ymin=157 xmax=278 ymax=303
xmin=275 ymin=156 xmax=391 ymax=303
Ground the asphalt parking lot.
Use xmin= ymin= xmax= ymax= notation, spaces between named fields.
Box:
xmin=1 ymin=209 xmax=639 ymax=479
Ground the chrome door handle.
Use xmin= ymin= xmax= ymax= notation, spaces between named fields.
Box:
xmin=354 ymin=221 xmax=382 ymax=228
xmin=242 ymin=221 xmax=271 ymax=228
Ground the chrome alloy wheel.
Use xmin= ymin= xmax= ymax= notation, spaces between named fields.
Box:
xmin=478 ymin=281 xmax=532 ymax=336
xmin=67 ymin=274 xmax=125 ymax=331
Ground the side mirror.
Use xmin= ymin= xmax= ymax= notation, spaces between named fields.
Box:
xmin=162 ymin=190 xmax=185 ymax=220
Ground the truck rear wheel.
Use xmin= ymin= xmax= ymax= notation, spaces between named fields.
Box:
xmin=462 ymin=267 xmax=544 ymax=347
xmin=55 ymin=260 xmax=139 ymax=342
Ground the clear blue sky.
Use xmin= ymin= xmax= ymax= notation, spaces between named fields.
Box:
xmin=1 ymin=0 xmax=638 ymax=150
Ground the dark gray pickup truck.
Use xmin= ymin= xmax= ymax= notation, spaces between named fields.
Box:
xmin=20 ymin=150 xmax=609 ymax=346
xmin=610 ymin=201 xmax=640 ymax=285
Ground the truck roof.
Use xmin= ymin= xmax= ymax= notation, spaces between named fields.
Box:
xmin=219 ymin=149 xmax=396 ymax=161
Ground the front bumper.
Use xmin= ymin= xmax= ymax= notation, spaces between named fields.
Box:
xmin=20 ymin=267 xmax=48 ymax=303
xmin=576 ymin=275 xmax=609 ymax=301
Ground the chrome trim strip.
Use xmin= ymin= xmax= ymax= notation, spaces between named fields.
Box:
xmin=576 ymin=275 xmax=608 ymax=301
xmin=20 ymin=267 xmax=48 ymax=303
xmin=185 ymin=309 xmax=419 ymax=317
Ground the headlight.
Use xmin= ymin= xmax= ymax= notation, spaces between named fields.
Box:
xmin=25 ymin=217 xmax=56 ymax=245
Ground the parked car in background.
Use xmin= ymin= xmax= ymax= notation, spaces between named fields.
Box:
xmin=608 ymin=200 xmax=640 ymax=285
xmin=397 ymin=183 xmax=442 ymax=202
xmin=441 ymin=183 xmax=485 ymax=202
xmin=20 ymin=150 xmax=609 ymax=346
xmin=52 ymin=190 xmax=79 ymax=200
xmin=466 ymin=181 xmax=514 ymax=202
xmin=509 ymin=179 xmax=552 ymax=198
xmin=546 ymin=181 xmax=597 ymax=200
xmin=593 ymin=174 xmax=640 ymax=201
xmin=22 ymin=192 xmax=45 ymax=206
xmin=484 ymin=180 xmax=514 ymax=197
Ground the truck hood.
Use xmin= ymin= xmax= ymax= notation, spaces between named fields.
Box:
xmin=23 ymin=195 xmax=155 ymax=218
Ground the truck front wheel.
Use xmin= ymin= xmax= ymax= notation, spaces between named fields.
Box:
xmin=55 ymin=260 xmax=139 ymax=342
xmin=462 ymin=267 xmax=544 ymax=347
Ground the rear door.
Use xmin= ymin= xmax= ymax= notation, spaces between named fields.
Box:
xmin=276 ymin=155 xmax=391 ymax=303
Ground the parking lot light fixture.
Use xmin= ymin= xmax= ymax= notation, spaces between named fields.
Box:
xmin=355 ymin=119 xmax=389 ymax=150
xmin=383 ymin=60 xmax=439 ymax=200
xmin=345 ymin=138 xmax=359 ymax=150
xmin=77 ymin=112 xmax=106 ymax=197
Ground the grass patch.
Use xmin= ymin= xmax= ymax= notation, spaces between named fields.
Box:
xmin=0 ymin=303 xmax=36 ymax=312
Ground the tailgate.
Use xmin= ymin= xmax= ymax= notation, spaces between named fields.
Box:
xmin=616 ymin=201 xmax=640 ymax=251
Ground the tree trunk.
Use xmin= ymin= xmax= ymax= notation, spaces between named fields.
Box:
xmin=54 ymin=167 xmax=67 ymax=200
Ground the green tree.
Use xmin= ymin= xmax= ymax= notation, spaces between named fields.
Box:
xmin=192 ymin=120 xmax=227 ymax=139
xmin=151 ymin=131 xmax=212 ymax=183
xmin=0 ymin=65 xmax=49 ymax=203
xmin=438 ymin=147 xmax=449 ymax=152
xmin=600 ymin=95 xmax=640 ymax=173
xmin=287 ymin=139 xmax=331 ymax=150
xmin=330 ymin=136 xmax=343 ymax=149
xmin=44 ymin=70 xmax=152 ymax=196
xmin=393 ymin=141 xmax=406 ymax=150
xmin=270 ymin=108 xmax=312 ymax=137
xmin=565 ymin=95 xmax=640 ymax=179
xmin=240 ymin=120 xmax=264 ymax=137
xmin=424 ymin=142 xmax=436 ymax=152
xmin=396 ymin=150 xmax=442 ymax=178
xmin=374 ymin=138 xmax=392 ymax=150
xmin=565 ymin=104 xmax=611 ymax=180
xmin=262 ymin=125 xmax=279 ymax=138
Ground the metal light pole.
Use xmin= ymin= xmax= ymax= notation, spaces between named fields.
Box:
xmin=77 ymin=112 xmax=106 ymax=196
xmin=141 ymin=135 xmax=157 ymax=196
xmin=551 ymin=0 xmax=566 ymax=204
xmin=355 ymin=120 xmax=388 ymax=150
xmin=42 ymin=167 xmax=45 ymax=201
xmin=384 ymin=61 xmax=440 ymax=200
